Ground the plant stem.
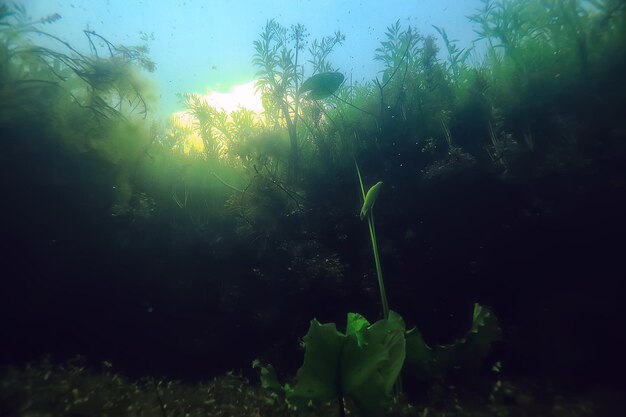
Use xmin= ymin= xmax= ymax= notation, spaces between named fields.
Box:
xmin=354 ymin=159 xmax=401 ymax=395
xmin=354 ymin=158 xmax=390 ymax=320
xmin=331 ymin=92 xmax=378 ymax=118
xmin=152 ymin=380 xmax=168 ymax=417
xmin=368 ymin=212 xmax=389 ymax=319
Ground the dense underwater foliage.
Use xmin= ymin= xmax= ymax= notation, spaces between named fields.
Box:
xmin=1 ymin=0 xmax=626 ymax=416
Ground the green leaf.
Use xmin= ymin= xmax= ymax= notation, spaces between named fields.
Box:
xmin=360 ymin=181 xmax=383 ymax=220
xmin=404 ymin=326 xmax=435 ymax=381
xmin=341 ymin=311 xmax=406 ymax=417
xmin=286 ymin=320 xmax=346 ymax=409
xmin=288 ymin=312 xmax=406 ymax=416
xmin=404 ymin=303 xmax=501 ymax=381
xmin=465 ymin=303 xmax=503 ymax=362
xmin=252 ymin=359 xmax=282 ymax=393
xmin=346 ymin=312 xmax=369 ymax=347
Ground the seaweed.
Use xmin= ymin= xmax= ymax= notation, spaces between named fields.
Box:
xmin=253 ymin=19 xmax=345 ymax=184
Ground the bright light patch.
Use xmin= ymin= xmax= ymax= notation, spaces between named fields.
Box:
xmin=203 ymin=81 xmax=263 ymax=114
xmin=168 ymin=80 xmax=264 ymax=155
xmin=170 ymin=111 xmax=204 ymax=154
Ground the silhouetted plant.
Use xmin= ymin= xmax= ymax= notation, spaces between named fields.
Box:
xmin=253 ymin=19 xmax=345 ymax=184
xmin=253 ymin=19 xmax=306 ymax=184
xmin=182 ymin=93 xmax=230 ymax=158
xmin=374 ymin=20 xmax=422 ymax=84
xmin=371 ymin=22 xmax=420 ymax=124
xmin=432 ymin=25 xmax=472 ymax=83
xmin=462 ymin=0 xmax=626 ymax=177
xmin=0 ymin=3 xmax=154 ymax=121
xmin=308 ymin=31 xmax=345 ymax=74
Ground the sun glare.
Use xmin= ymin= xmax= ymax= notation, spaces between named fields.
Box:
xmin=203 ymin=81 xmax=263 ymax=114
xmin=169 ymin=81 xmax=264 ymax=155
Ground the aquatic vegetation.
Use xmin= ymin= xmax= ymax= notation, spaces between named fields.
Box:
xmin=0 ymin=357 xmax=281 ymax=417
xmin=250 ymin=165 xmax=501 ymax=415
xmin=0 ymin=4 xmax=159 ymax=223
xmin=2 ymin=356 xmax=601 ymax=417
xmin=253 ymin=19 xmax=344 ymax=184
xmin=374 ymin=20 xmax=422 ymax=86
xmin=288 ymin=311 xmax=406 ymax=417
xmin=421 ymin=146 xmax=477 ymax=182
xmin=3 ymin=1 xmax=625 ymax=415
xmin=253 ymin=19 xmax=306 ymax=184
xmin=0 ymin=7 xmax=154 ymax=121
xmin=468 ymin=0 xmax=618 ymax=77
xmin=226 ymin=172 xmax=299 ymax=246
xmin=463 ymin=0 xmax=626 ymax=176
xmin=308 ymin=30 xmax=346 ymax=74
xmin=254 ymin=305 xmax=500 ymax=416
xmin=359 ymin=180 xmax=383 ymax=221
xmin=253 ymin=312 xmax=406 ymax=417
xmin=355 ymin=162 xmax=389 ymax=319
xmin=180 ymin=93 xmax=232 ymax=158
xmin=404 ymin=304 xmax=502 ymax=382
xmin=432 ymin=25 xmax=472 ymax=83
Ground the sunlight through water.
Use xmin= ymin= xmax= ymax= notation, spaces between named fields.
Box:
xmin=170 ymin=81 xmax=264 ymax=155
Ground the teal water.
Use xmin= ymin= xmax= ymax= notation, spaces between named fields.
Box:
xmin=17 ymin=0 xmax=480 ymax=116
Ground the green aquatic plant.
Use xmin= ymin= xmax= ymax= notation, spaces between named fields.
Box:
xmin=468 ymin=0 xmax=618 ymax=78
xmin=1 ymin=356 xmax=292 ymax=417
xmin=368 ymin=19 xmax=455 ymax=140
xmin=0 ymin=3 xmax=158 ymax=215
xmin=308 ymin=30 xmax=345 ymax=74
xmin=461 ymin=0 xmax=626 ymax=175
xmin=374 ymin=20 xmax=422 ymax=84
xmin=253 ymin=19 xmax=345 ymax=184
xmin=182 ymin=93 xmax=232 ymax=158
xmin=359 ymin=180 xmax=383 ymax=220
xmin=250 ymin=152 xmax=501 ymax=414
xmin=253 ymin=19 xmax=308 ymax=184
xmin=432 ymin=25 xmax=472 ymax=83
xmin=355 ymin=161 xmax=389 ymax=319
xmin=0 ymin=4 xmax=154 ymax=121
xmin=255 ymin=311 xmax=406 ymax=417
xmin=404 ymin=303 xmax=502 ymax=382
xmin=373 ymin=20 xmax=422 ymax=120
xmin=288 ymin=312 xmax=405 ymax=417
xmin=255 ymin=305 xmax=501 ymax=416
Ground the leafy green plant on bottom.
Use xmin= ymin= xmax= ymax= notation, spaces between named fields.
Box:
xmin=355 ymin=161 xmax=390 ymax=320
xmin=253 ymin=164 xmax=500 ymax=416
xmin=351 ymin=164 xmax=501 ymax=387
xmin=404 ymin=303 xmax=502 ymax=382
xmin=256 ymin=304 xmax=500 ymax=416
xmin=253 ymin=20 xmax=345 ymax=185
xmin=257 ymin=311 xmax=406 ymax=417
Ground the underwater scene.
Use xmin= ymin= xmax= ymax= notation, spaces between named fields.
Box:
xmin=1 ymin=0 xmax=625 ymax=416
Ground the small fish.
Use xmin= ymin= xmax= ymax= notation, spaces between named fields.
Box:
xmin=299 ymin=72 xmax=344 ymax=100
